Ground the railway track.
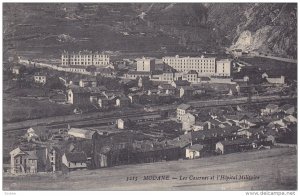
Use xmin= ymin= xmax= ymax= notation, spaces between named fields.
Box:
xmin=3 ymin=95 xmax=296 ymax=134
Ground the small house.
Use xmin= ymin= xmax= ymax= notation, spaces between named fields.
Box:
xmin=215 ymin=138 xmax=255 ymax=155
xmin=185 ymin=144 xmax=204 ymax=159
xmin=261 ymin=104 xmax=279 ymax=116
xmin=177 ymin=104 xmax=191 ymax=121
xmin=116 ymin=97 xmax=131 ymax=107
xmin=179 ymin=86 xmax=194 ymax=98
xmin=34 ymin=74 xmax=47 ymax=84
xmin=79 ymin=78 xmax=97 ymax=87
xmin=25 ymin=126 xmax=50 ymax=142
xmin=62 ymin=152 xmax=87 ymax=172
xmin=280 ymin=104 xmax=295 ymax=115
xmin=10 ymin=147 xmax=38 ymax=174
xmin=68 ymin=128 xmax=97 ymax=140
xmin=182 ymin=113 xmax=196 ymax=131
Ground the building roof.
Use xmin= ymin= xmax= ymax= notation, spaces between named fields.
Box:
xmin=187 ymin=70 xmax=198 ymax=75
xmin=199 ymin=77 xmax=211 ymax=81
xmin=187 ymin=144 xmax=204 ymax=151
xmin=194 ymin=121 xmax=209 ymax=126
xmin=65 ymin=152 xmax=87 ymax=162
xmin=25 ymin=150 xmax=38 ymax=160
xmin=218 ymin=138 xmax=253 ymax=146
xmin=127 ymin=71 xmax=151 ymax=75
xmin=158 ymin=84 xmax=176 ymax=90
xmin=177 ymin=104 xmax=191 ymax=110
xmin=68 ymin=128 xmax=96 ymax=139
xmin=280 ymin=104 xmax=294 ymax=111
xmin=265 ymin=104 xmax=279 ymax=110
xmin=181 ymin=86 xmax=194 ymax=91
xmin=173 ymin=80 xmax=190 ymax=86
xmin=80 ymin=78 xmax=97 ymax=82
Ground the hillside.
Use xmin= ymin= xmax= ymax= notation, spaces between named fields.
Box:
xmin=3 ymin=3 xmax=297 ymax=60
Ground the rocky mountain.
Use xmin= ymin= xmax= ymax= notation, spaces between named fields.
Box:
xmin=3 ymin=3 xmax=297 ymax=59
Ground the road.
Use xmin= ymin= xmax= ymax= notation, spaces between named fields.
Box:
xmin=255 ymin=54 xmax=297 ymax=64
xmin=3 ymin=95 xmax=295 ymax=132
xmin=3 ymin=147 xmax=297 ymax=191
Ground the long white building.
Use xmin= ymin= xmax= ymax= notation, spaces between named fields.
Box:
xmin=162 ymin=55 xmax=216 ymax=76
xmin=61 ymin=50 xmax=110 ymax=67
xmin=162 ymin=55 xmax=231 ymax=77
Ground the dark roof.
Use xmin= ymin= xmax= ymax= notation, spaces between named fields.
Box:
xmin=280 ymin=104 xmax=294 ymax=111
xmin=65 ymin=152 xmax=87 ymax=162
xmin=266 ymin=104 xmax=278 ymax=110
xmin=25 ymin=151 xmax=38 ymax=160
xmin=188 ymin=144 xmax=204 ymax=151
xmin=80 ymin=78 xmax=97 ymax=82
xmin=181 ymin=86 xmax=194 ymax=90
xmin=199 ymin=77 xmax=210 ymax=81
xmin=173 ymin=80 xmax=190 ymax=86
xmin=128 ymin=71 xmax=151 ymax=75
xmin=187 ymin=70 xmax=198 ymax=75
xmin=218 ymin=138 xmax=253 ymax=146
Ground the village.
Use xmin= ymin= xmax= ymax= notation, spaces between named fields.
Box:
xmin=3 ymin=49 xmax=297 ymax=176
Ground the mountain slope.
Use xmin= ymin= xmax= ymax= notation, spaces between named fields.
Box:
xmin=3 ymin=3 xmax=297 ymax=60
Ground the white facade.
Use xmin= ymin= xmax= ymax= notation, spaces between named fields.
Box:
xmin=215 ymin=59 xmax=231 ymax=76
xmin=34 ymin=75 xmax=46 ymax=84
xmin=62 ymin=153 xmax=87 ymax=169
xmin=186 ymin=148 xmax=200 ymax=159
xmin=61 ymin=50 xmax=110 ymax=67
xmin=182 ymin=113 xmax=196 ymax=131
xmin=162 ymin=55 xmax=216 ymax=76
xmin=136 ymin=57 xmax=155 ymax=72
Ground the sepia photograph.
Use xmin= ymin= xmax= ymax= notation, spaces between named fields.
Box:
xmin=2 ymin=1 xmax=298 ymax=192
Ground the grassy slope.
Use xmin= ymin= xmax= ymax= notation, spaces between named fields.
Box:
xmin=3 ymin=147 xmax=297 ymax=191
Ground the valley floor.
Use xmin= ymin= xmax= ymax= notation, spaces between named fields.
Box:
xmin=3 ymin=147 xmax=297 ymax=191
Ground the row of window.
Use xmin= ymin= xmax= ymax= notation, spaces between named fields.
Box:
xmin=62 ymin=55 xmax=109 ymax=58
xmin=163 ymin=59 xmax=215 ymax=63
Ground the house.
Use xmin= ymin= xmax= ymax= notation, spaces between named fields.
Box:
xmin=186 ymin=70 xmax=198 ymax=83
xmin=238 ymin=115 xmax=261 ymax=129
xmin=128 ymin=93 xmax=140 ymax=104
xmin=34 ymin=74 xmax=47 ymax=84
xmin=283 ymin=115 xmax=297 ymax=124
xmin=95 ymin=67 xmax=116 ymax=77
xmin=215 ymin=138 xmax=255 ymax=155
xmin=97 ymin=96 xmax=111 ymax=108
xmin=25 ymin=126 xmax=50 ymax=142
xmin=79 ymin=78 xmax=97 ymax=87
xmin=262 ymin=73 xmax=285 ymax=84
xmin=116 ymin=96 xmax=131 ymax=107
xmin=280 ymin=104 xmax=295 ymax=115
xmin=261 ymin=104 xmax=279 ymax=116
xmin=171 ymin=80 xmax=191 ymax=88
xmin=158 ymin=84 xmax=176 ymax=95
xmin=185 ymin=144 xmax=204 ymax=159
xmin=67 ymin=87 xmax=90 ymax=105
xmin=116 ymin=118 xmax=132 ymax=129
xmin=192 ymin=121 xmax=211 ymax=132
xmin=12 ymin=65 xmax=23 ymax=75
xmin=45 ymin=146 xmax=62 ymax=172
xmin=68 ymin=128 xmax=97 ymax=140
xmin=177 ymin=104 xmax=191 ymax=121
xmin=10 ymin=147 xmax=38 ymax=174
xmin=182 ymin=113 xmax=196 ymax=131
xmin=179 ymin=86 xmax=194 ymax=98
xmin=62 ymin=152 xmax=87 ymax=172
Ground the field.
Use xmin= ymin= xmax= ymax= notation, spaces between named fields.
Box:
xmin=3 ymin=147 xmax=297 ymax=191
